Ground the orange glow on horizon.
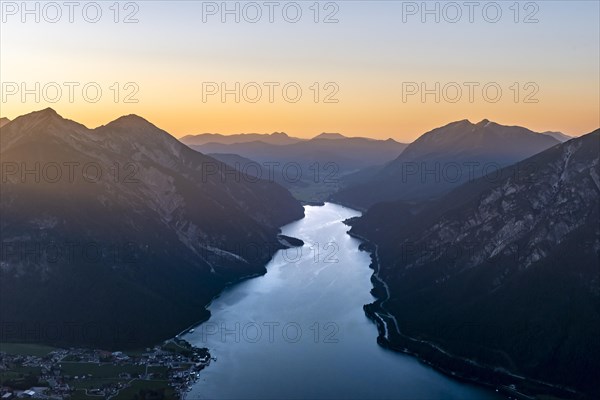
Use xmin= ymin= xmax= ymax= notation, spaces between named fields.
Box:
xmin=2 ymin=97 xmax=598 ymax=143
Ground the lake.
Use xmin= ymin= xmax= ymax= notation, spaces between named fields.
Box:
xmin=185 ymin=203 xmax=503 ymax=399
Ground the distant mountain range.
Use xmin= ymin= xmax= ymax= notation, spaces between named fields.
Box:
xmin=312 ymin=132 xmax=348 ymax=140
xmin=541 ymin=130 xmax=573 ymax=142
xmin=180 ymin=131 xmax=303 ymax=146
xmin=180 ymin=132 xmax=407 ymax=171
xmin=348 ymin=130 xmax=600 ymax=398
xmin=0 ymin=109 xmax=304 ymax=349
xmin=332 ymin=119 xmax=561 ymax=209
xmin=180 ymin=131 xmax=388 ymax=146
xmin=180 ymin=132 xmax=408 ymax=202
xmin=2 ymin=109 xmax=593 ymax=397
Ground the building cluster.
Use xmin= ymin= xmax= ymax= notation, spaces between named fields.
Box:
xmin=0 ymin=339 xmax=210 ymax=399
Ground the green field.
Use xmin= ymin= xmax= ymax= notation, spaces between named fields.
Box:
xmin=71 ymin=389 xmax=105 ymax=400
xmin=61 ymin=362 xmax=146 ymax=378
xmin=60 ymin=362 xmax=171 ymax=393
xmin=289 ymin=182 xmax=339 ymax=203
xmin=0 ymin=366 xmax=44 ymax=390
xmin=0 ymin=343 xmax=190 ymax=398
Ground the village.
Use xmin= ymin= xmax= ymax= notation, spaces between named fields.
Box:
xmin=0 ymin=339 xmax=211 ymax=399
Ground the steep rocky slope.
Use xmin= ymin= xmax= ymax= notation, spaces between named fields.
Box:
xmin=0 ymin=108 xmax=304 ymax=349
xmin=334 ymin=119 xmax=560 ymax=209
xmin=349 ymin=130 xmax=600 ymax=398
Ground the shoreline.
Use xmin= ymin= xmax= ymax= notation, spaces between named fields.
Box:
xmin=177 ymin=223 xmax=307 ymax=339
xmin=0 ymin=223 xmax=308 ymax=400
xmin=175 ymin=270 xmax=266 ymax=339
xmin=0 ymin=339 xmax=211 ymax=399
xmin=345 ymin=228 xmax=588 ymax=400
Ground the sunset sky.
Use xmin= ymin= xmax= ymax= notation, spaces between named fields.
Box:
xmin=1 ymin=1 xmax=599 ymax=141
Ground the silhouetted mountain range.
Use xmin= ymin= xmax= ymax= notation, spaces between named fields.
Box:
xmin=181 ymin=133 xmax=407 ymax=172
xmin=0 ymin=117 xmax=10 ymax=127
xmin=180 ymin=133 xmax=408 ymax=202
xmin=348 ymin=130 xmax=600 ymax=398
xmin=541 ymin=131 xmax=573 ymax=142
xmin=312 ymin=132 xmax=348 ymax=140
xmin=180 ymin=131 xmax=302 ymax=146
xmin=332 ymin=119 xmax=560 ymax=209
xmin=0 ymin=109 xmax=304 ymax=349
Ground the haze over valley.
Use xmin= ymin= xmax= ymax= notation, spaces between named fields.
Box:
xmin=1 ymin=1 xmax=598 ymax=399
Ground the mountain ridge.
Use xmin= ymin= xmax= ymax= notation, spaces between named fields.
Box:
xmin=180 ymin=131 xmax=303 ymax=146
xmin=332 ymin=119 xmax=561 ymax=209
xmin=181 ymin=131 xmax=409 ymax=203
xmin=0 ymin=109 xmax=304 ymax=349
xmin=348 ymin=129 xmax=600 ymax=398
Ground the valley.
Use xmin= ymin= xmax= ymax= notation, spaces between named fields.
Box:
xmin=2 ymin=3 xmax=598 ymax=398
xmin=1 ymin=111 xmax=597 ymax=400
xmin=348 ymin=130 xmax=600 ymax=399
xmin=0 ymin=109 xmax=305 ymax=349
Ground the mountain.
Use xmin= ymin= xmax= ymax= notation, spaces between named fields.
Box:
xmin=542 ymin=130 xmax=573 ymax=142
xmin=313 ymin=132 xmax=347 ymax=140
xmin=0 ymin=117 xmax=10 ymax=127
xmin=206 ymin=153 xmax=260 ymax=171
xmin=0 ymin=108 xmax=304 ymax=349
xmin=181 ymin=134 xmax=408 ymax=202
xmin=332 ymin=119 xmax=560 ymax=209
xmin=348 ymin=130 xmax=600 ymax=398
xmin=180 ymin=131 xmax=302 ymax=146
xmin=180 ymin=134 xmax=407 ymax=172
xmin=205 ymin=152 xmax=341 ymax=204
xmin=207 ymin=153 xmax=289 ymax=184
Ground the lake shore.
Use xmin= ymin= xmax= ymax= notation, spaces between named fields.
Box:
xmin=185 ymin=202 xmax=506 ymax=399
xmin=346 ymin=229 xmax=589 ymax=400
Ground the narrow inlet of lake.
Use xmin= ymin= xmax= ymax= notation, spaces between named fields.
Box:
xmin=185 ymin=203 xmax=503 ymax=400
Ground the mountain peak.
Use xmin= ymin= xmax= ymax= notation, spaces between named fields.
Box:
xmin=0 ymin=117 xmax=11 ymax=128
xmin=105 ymin=114 xmax=156 ymax=131
xmin=13 ymin=108 xmax=71 ymax=127
xmin=28 ymin=107 xmax=62 ymax=120
xmin=442 ymin=119 xmax=473 ymax=129
xmin=33 ymin=107 xmax=60 ymax=117
xmin=96 ymin=114 xmax=186 ymax=150
xmin=111 ymin=114 xmax=150 ymax=124
xmin=314 ymin=132 xmax=346 ymax=140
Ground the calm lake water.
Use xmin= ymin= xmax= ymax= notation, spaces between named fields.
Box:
xmin=185 ymin=203 xmax=503 ymax=399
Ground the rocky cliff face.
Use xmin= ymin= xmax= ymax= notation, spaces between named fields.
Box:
xmin=350 ymin=130 xmax=600 ymax=398
xmin=391 ymin=129 xmax=598 ymax=273
xmin=0 ymin=108 xmax=304 ymax=349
